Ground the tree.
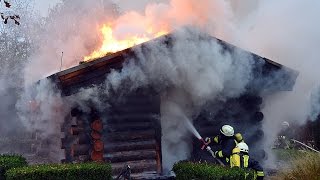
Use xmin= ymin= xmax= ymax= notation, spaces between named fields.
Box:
xmin=0 ymin=0 xmax=20 ymax=25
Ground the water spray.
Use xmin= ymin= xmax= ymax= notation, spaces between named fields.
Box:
xmin=183 ymin=114 xmax=225 ymax=166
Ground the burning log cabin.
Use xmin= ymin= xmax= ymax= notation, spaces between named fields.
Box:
xmin=43 ymin=31 xmax=298 ymax=178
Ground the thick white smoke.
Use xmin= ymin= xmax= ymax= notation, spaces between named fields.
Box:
xmin=1 ymin=0 xmax=119 ymax=162
xmin=104 ymin=28 xmax=254 ymax=171
xmin=231 ymin=0 xmax=320 ymax=167
xmin=24 ymin=0 xmax=118 ymax=84
xmin=2 ymin=0 xmax=320 ymax=170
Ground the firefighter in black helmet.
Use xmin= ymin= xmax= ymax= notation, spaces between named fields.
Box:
xmin=230 ymin=142 xmax=264 ymax=180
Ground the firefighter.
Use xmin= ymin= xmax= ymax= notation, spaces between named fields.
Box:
xmin=235 ymin=132 xmax=244 ymax=143
xmin=205 ymin=125 xmax=237 ymax=165
xmin=278 ymin=121 xmax=291 ymax=149
xmin=230 ymin=142 xmax=264 ymax=180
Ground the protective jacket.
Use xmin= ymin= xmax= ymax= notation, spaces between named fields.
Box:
xmin=208 ymin=133 xmax=243 ymax=160
xmin=230 ymin=148 xmax=264 ymax=180
xmin=214 ymin=135 xmax=237 ymax=164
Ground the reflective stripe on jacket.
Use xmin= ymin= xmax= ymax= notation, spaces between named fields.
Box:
xmin=230 ymin=147 xmax=264 ymax=179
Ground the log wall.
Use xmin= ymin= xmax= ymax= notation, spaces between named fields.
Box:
xmin=192 ymin=94 xmax=266 ymax=162
xmin=102 ymin=91 xmax=161 ymax=176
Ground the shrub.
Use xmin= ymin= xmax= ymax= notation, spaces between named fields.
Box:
xmin=0 ymin=154 xmax=28 ymax=179
xmin=5 ymin=162 xmax=112 ymax=180
xmin=173 ymin=161 xmax=255 ymax=180
xmin=272 ymin=152 xmax=320 ymax=180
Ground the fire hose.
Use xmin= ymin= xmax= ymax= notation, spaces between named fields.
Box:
xmin=199 ymin=138 xmax=225 ymax=166
xmin=291 ymin=139 xmax=320 ymax=153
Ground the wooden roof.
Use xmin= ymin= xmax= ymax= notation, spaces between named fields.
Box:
xmin=46 ymin=32 xmax=298 ymax=96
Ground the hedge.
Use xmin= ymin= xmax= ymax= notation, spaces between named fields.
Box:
xmin=173 ymin=161 xmax=255 ymax=180
xmin=5 ymin=163 xmax=112 ymax=180
xmin=0 ymin=154 xmax=28 ymax=179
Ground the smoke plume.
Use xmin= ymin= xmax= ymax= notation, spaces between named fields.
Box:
xmin=233 ymin=0 xmax=320 ymax=167
xmin=104 ymin=28 xmax=254 ymax=171
xmin=1 ymin=0 xmax=320 ymax=170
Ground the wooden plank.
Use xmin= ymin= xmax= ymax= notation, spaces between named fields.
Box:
xmin=60 ymin=61 xmax=123 ymax=87
xmin=111 ymin=159 xmax=157 ymax=175
xmin=111 ymin=105 xmax=159 ymax=114
xmin=104 ymin=140 xmax=157 ymax=153
xmin=91 ymin=151 xmax=104 ymax=162
xmin=71 ymin=144 xmax=90 ymax=156
xmin=107 ymin=114 xmax=156 ymax=123
xmin=104 ymin=150 xmax=157 ymax=163
xmin=58 ymin=51 xmax=128 ymax=80
xmin=70 ymin=126 xmax=84 ymax=135
xmin=105 ymin=122 xmax=154 ymax=132
xmin=76 ymin=133 xmax=91 ymax=144
xmin=91 ymin=120 xmax=103 ymax=132
xmin=93 ymin=140 xmax=104 ymax=152
xmin=104 ymin=130 xmax=155 ymax=142
xmin=91 ymin=131 xmax=102 ymax=140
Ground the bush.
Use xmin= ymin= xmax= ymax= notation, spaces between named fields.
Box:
xmin=173 ymin=161 xmax=255 ymax=180
xmin=272 ymin=152 xmax=320 ymax=180
xmin=5 ymin=162 xmax=112 ymax=180
xmin=0 ymin=154 xmax=28 ymax=179
xmin=6 ymin=162 xmax=112 ymax=180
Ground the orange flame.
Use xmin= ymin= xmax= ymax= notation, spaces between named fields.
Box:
xmin=83 ymin=24 xmax=168 ymax=61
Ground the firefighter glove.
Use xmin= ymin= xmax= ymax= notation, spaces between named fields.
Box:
xmin=205 ymin=137 xmax=211 ymax=144
xmin=213 ymin=136 xmax=220 ymax=143
xmin=215 ymin=150 xmax=223 ymax=158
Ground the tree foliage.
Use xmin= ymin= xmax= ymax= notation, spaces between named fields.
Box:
xmin=0 ymin=0 xmax=20 ymax=25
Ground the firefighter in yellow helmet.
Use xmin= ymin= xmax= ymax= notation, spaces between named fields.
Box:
xmin=230 ymin=142 xmax=264 ymax=180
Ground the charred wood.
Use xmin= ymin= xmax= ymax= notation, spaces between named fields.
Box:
xmin=111 ymin=159 xmax=157 ymax=175
xmin=104 ymin=150 xmax=157 ymax=163
xmin=93 ymin=140 xmax=104 ymax=152
xmin=91 ymin=151 xmax=104 ymax=162
xmin=91 ymin=120 xmax=103 ymax=132
xmin=71 ymin=144 xmax=90 ymax=156
xmin=76 ymin=133 xmax=91 ymax=144
xmin=70 ymin=126 xmax=84 ymax=135
xmin=105 ymin=130 xmax=155 ymax=142
xmin=91 ymin=131 xmax=102 ymax=140
xmin=104 ymin=140 xmax=157 ymax=153
xmin=104 ymin=122 xmax=153 ymax=132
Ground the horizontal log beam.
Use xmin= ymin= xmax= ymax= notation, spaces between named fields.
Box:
xmin=104 ymin=122 xmax=153 ymax=132
xmin=91 ymin=151 xmax=104 ymax=162
xmin=91 ymin=120 xmax=103 ymax=132
xmin=70 ymin=126 xmax=84 ymax=135
xmin=111 ymin=105 xmax=159 ymax=114
xmin=104 ymin=150 xmax=157 ymax=163
xmin=71 ymin=144 xmax=90 ymax=156
xmin=107 ymin=114 xmax=156 ymax=123
xmin=76 ymin=133 xmax=91 ymax=144
xmin=104 ymin=140 xmax=157 ymax=153
xmin=91 ymin=131 xmax=102 ymax=140
xmin=93 ymin=140 xmax=104 ymax=152
xmin=111 ymin=159 xmax=157 ymax=175
xmin=104 ymin=130 xmax=155 ymax=142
